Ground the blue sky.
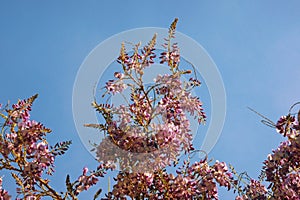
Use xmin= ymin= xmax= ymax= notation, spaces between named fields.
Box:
xmin=1 ymin=1 xmax=300 ymax=199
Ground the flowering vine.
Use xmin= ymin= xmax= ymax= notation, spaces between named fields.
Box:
xmin=86 ymin=18 xmax=206 ymax=174
xmin=0 ymin=19 xmax=299 ymax=200
xmin=0 ymin=95 xmax=113 ymax=199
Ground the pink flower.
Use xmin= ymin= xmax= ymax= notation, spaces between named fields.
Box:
xmin=83 ymin=167 xmax=88 ymax=176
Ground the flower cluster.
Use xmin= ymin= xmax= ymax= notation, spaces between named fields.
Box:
xmin=0 ymin=95 xmax=112 ymax=199
xmin=76 ymin=162 xmax=116 ymax=195
xmin=160 ymin=18 xmax=180 ymax=71
xmin=262 ymin=111 xmax=300 ymax=199
xmin=0 ymin=95 xmax=57 ymax=193
xmin=233 ymin=109 xmax=300 ymax=200
xmin=88 ymin=18 xmax=300 ymax=199
xmin=235 ymin=179 xmax=267 ymax=200
xmin=87 ymin=18 xmax=206 ymax=174
xmin=276 ymin=114 xmax=299 ymax=139
xmin=75 ymin=167 xmax=99 ymax=194
xmin=107 ymin=158 xmax=233 ymax=199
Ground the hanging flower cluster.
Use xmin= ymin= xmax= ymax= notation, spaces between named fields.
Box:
xmin=104 ymin=158 xmax=233 ymax=199
xmin=233 ymin=108 xmax=300 ymax=200
xmin=86 ymin=18 xmax=206 ymax=174
xmin=262 ymin=111 xmax=300 ymax=199
xmin=0 ymin=95 xmax=113 ymax=199
xmin=0 ymin=95 xmax=59 ymax=198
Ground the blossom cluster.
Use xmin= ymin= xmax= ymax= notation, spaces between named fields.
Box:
xmin=0 ymin=95 xmax=113 ymax=199
xmin=107 ymin=158 xmax=233 ymax=199
xmin=88 ymin=18 xmax=206 ymax=174
xmin=235 ymin=179 xmax=268 ymax=200
xmin=0 ymin=95 xmax=57 ymax=196
xmin=74 ymin=162 xmax=116 ymax=195
xmin=262 ymin=112 xmax=300 ymax=199
xmin=88 ymin=18 xmax=300 ymax=199
xmin=233 ymin=109 xmax=300 ymax=200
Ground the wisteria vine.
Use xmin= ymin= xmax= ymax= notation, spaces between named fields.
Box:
xmin=0 ymin=19 xmax=299 ymax=200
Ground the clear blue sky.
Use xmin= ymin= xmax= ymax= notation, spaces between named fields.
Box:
xmin=0 ymin=1 xmax=300 ymax=199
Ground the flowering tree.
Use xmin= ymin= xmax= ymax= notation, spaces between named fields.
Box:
xmin=0 ymin=19 xmax=299 ymax=199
